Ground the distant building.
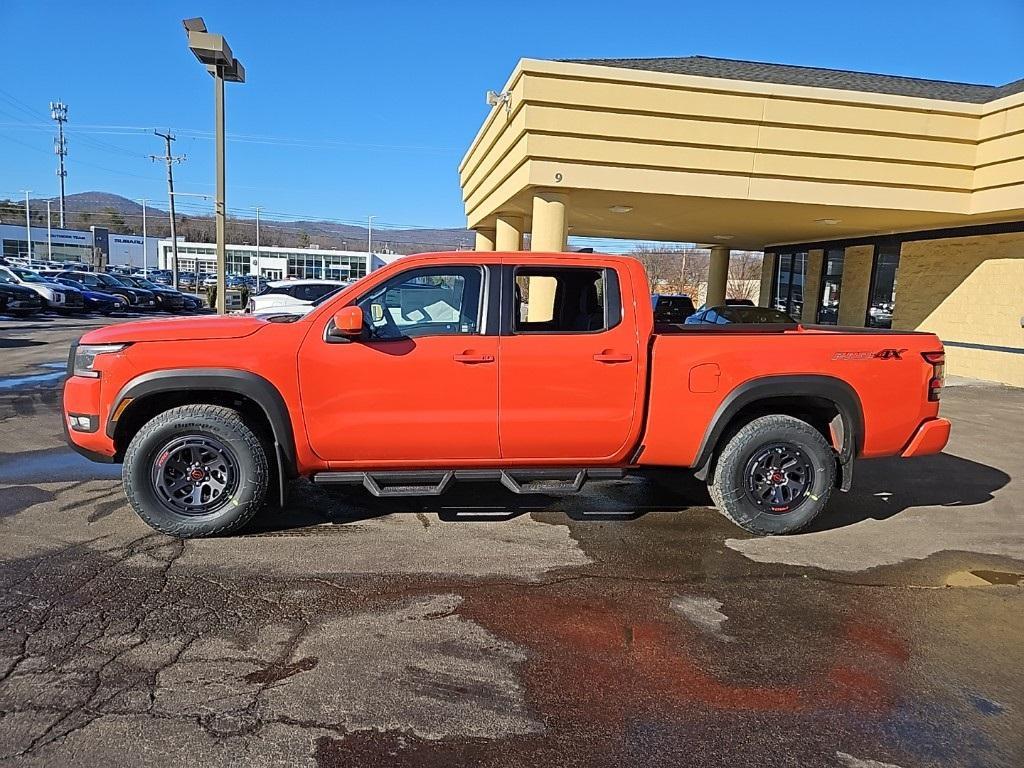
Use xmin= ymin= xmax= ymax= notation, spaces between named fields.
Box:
xmin=0 ymin=223 xmax=158 ymax=269
xmin=156 ymin=240 xmax=385 ymax=281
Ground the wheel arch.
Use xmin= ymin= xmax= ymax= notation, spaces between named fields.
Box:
xmin=692 ymin=375 xmax=864 ymax=488
xmin=108 ymin=369 xmax=297 ymax=505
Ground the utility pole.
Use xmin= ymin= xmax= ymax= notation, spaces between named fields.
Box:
xmin=254 ymin=206 xmax=261 ymax=293
xmin=22 ymin=190 xmax=32 ymax=265
xmin=367 ymin=215 xmax=375 ymax=255
xmin=46 ymin=200 xmax=52 ymax=260
xmin=151 ymin=131 xmax=185 ymax=290
xmin=140 ymin=199 xmax=148 ymax=277
xmin=50 ymin=102 xmax=68 ymax=228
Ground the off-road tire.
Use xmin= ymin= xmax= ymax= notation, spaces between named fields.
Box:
xmin=708 ymin=414 xmax=835 ymax=535
xmin=123 ymin=404 xmax=269 ymax=538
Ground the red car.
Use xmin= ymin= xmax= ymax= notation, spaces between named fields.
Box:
xmin=63 ymin=251 xmax=949 ymax=538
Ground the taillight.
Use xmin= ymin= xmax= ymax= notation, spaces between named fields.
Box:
xmin=923 ymin=351 xmax=945 ymax=402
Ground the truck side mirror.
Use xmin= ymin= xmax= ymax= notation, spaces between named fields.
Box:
xmin=330 ymin=305 xmax=364 ymax=338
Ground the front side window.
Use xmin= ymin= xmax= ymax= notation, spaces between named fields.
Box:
xmin=867 ymin=243 xmax=901 ymax=329
xmin=356 ymin=266 xmax=483 ymax=340
xmin=816 ymin=248 xmax=844 ymax=325
xmin=512 ymin=267 xmax=615 ymax=333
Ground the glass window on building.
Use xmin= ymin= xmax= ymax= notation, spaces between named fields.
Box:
xmin=771 ymin=251 xmax=807 ymax=319
xmin=866 ymin=243 xmax=901 ymax=329
xmin=816 ymin=248 xmax=844 ymax=325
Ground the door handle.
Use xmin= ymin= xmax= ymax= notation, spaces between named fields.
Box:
xmin=593 ymin=352 xmax=633 ymax=363
xmin=453 ymin=353 xmax=495 ymax=364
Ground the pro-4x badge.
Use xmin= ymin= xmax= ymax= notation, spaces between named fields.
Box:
xmin=832 ymin=349 xmax=908 ymax=361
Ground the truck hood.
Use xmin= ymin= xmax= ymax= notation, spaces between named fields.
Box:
xmin=81 ymin=315 xmax=269 ymax=344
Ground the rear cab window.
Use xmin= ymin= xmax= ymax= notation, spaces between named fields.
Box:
xmin=511 ymin=266 xmax=621 ymax=334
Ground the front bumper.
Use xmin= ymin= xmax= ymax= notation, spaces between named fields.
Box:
xmin=62 ymin=364 xmax=118 ymax=462
xmin=901 ymin=418 xmax=951 ymax=457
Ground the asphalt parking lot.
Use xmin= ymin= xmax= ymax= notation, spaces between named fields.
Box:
xmin=0 ymin=314 xmax=1022 ymax=768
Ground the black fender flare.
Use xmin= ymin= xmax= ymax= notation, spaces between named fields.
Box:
xmin=107 ymin=368 xmax=298 ymax=504
xmin=692 ymin=375 xmax=864 ymax=488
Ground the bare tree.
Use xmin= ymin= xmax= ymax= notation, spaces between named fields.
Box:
xmin=726 ymin=251 xmax=764 ymax=302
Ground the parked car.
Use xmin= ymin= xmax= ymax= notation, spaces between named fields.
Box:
xmin=180 ymin=293 xmax=205 ymax=312
xmin=247 ymin=279 xmax=351 ymax=314
xmin=57 ymin=271 xmax=157 ymax=311
xmin=0 ymin=272 xmax=45 ymax=316
xmin=119 ymin=276 xmax=186 ymax=312
xmin=651 ymin=294 xmax=696 ymax=324
xmin=52 ymin=277 xmax=127 ymax=315
xmin=2 ymin=266 xmax=85 ymax=313
xmin=63 ymin=251 xmax=950 ymax=540
xmin=685 ymin=305 xmax=796 ymax=325
xmin=252 ymin=285 xmax=344 ymax=318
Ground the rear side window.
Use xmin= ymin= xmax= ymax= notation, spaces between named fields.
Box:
xmin=512 ymin=267 xmax=620 ymax=334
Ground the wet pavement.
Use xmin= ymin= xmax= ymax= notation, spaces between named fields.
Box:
xmin=0 ymin=316 xmax=1022 ymax=767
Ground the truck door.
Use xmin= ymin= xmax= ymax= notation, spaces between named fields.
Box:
xmin=297 ymin=264 xmax=500 ymax=463
xmin=498 ymin=263 xmax=642 ymax=462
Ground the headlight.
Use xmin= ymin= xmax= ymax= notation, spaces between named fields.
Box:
xmin=38 ymin=286 xmax=55 ymax=300
xmin=73 ymin=344 xmax=127 ymax=378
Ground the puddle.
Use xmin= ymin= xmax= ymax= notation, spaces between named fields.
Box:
xmin=0 ymin=361 xmax=66 ymax=391
xmin=0 ymin=447 xmax=121 ymax=484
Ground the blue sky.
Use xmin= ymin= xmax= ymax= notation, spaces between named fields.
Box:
xmin=1 ymin=0 xmax=1022 ymax=233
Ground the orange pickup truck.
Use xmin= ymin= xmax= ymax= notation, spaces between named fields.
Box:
xmin=62 ymin=251 xmax=950 ymax=538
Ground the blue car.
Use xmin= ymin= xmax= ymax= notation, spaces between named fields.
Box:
xmin=53 ymin=277 xmax=127 ymax=315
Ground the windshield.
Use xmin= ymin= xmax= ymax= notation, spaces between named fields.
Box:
xmin=134 ymin=279 xmax=162 ymax=290
xmin=310 ymin=287 xmax=344 ymax=307
xmin=0 ymin=268 xmax=17 ymax=284
xmin=13 ymin=268 xmax=47 ymax=283
xmin=97 ymin=274 xmax=128 ymax=287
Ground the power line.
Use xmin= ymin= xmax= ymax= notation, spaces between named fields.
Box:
xmin=151 ymin=131 xmax=186 ymax=288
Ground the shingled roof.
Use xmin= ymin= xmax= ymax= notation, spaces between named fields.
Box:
xmin=561 ymin=56 xmax=1024 ymax=104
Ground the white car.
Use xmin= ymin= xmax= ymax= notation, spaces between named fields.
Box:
xmin=247 ymin=279 xmax=349 ymax=315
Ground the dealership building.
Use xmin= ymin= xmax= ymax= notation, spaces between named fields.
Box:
xmin=0 ymin=223 xmax=158 ymax=269
xmin=461 ymin=56 xmax=1024 ymax=386
xmin=156 ymin=240 xmax=383 ymax=282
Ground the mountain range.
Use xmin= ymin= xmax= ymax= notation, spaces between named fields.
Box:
xmin=13 ymin=191 xmax=475 ymax=253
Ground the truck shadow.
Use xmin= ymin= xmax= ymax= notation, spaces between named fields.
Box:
xmin=247 ymin=452 xmax=1008 ymax=536
xmin=808 ymin=452 xmax=1010 ymax=532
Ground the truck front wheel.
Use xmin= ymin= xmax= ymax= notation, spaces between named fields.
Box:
xmin=708 ymin=414 xmax=835 ymax=535
xmin=122 ymin=404 xmax=269 ymax=538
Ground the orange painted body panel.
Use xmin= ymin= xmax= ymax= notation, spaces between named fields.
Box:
xmin=900 ymin=417 xmax=951 ymax=457
xmin=62 ymin=251 xmax=946 ymax=476
xmin=495 ymin=253 xmax=650 ymax=464
xmin=639 ymin=328 xmax=943 ymax=466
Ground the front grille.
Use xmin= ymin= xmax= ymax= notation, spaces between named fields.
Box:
xmin=64 ymin=293 xmax=84 ymax=307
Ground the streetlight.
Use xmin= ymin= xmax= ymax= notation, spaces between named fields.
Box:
xmin=21 ymin=190 xmax=32 ymax=266
xmin=254 ymin=206 xmax=262 ymax=293
xmin=183 ymin=17 xmax=245 ymax=314
xmin=138 ymin=198 xmax=148 ymax=277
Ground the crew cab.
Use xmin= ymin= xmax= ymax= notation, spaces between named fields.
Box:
xmin=62 ymin=252 xmax=950 ymax=538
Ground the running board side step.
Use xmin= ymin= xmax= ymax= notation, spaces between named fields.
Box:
xmin=312 ymin=468 xmax=625 ymax=497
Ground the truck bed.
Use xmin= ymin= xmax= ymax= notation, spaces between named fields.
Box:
xmin=639 ymin=323 xmax=943 ymax=467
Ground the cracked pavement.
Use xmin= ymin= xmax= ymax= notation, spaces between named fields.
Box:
xmin=0 ymin=316 xmax=1022 ymax=767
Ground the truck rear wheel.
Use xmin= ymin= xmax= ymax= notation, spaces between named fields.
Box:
xmin=708 ymin=414 xmax=835 ymax=535
xmin=122 ymin=404 xmax=269 ymax=538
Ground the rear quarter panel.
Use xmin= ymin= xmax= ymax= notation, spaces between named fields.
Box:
xmin=640 ymin=329 xmax=942 ymax=466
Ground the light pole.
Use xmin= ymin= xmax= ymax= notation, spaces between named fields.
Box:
xmin=45 ymin=200 xmax=53 ymax=260
xmin=183 ymin=17 xmax=245 ymax=314
xmin=367 ymin=215 xmax=375 ymax=255
xmin=139 ymin=198 xmax=148 ymax=277
xmin=21 ymin=190 xmax=32 ymax=265
xmin=254 ymin=206 xmax=261 ymax=292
